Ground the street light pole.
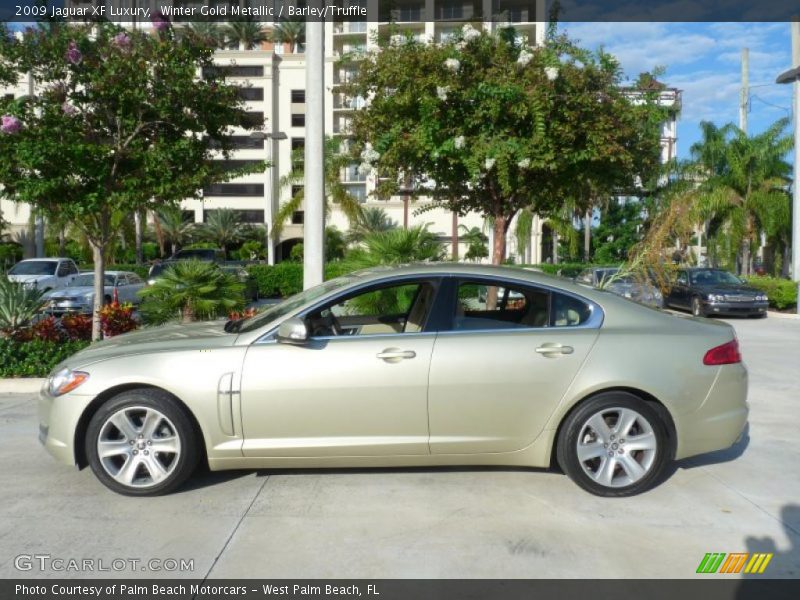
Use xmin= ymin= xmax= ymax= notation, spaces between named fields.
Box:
xmin=251 ymin=131 xmax=287 ymax=265
xmin=777 ymin=19 xmax=800 ymax=315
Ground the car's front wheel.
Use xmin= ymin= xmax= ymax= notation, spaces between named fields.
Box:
xmin=556 ymin=392 xmax=671 ymax=497
xmin=85 ymin=389 xmax=200 ymax=496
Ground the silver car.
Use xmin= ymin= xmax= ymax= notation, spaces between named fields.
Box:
xmin=38 ymin=264 xmax=748 ymax=498
xmin=43 ymin=271 xmax=145 ymax=315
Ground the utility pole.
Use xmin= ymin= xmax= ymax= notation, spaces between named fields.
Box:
xmin=303 ymin=9 xmax=325 ymax=289
xmin=740 ymin=47 xmax=749 ymax=134
xmin=28 ymin=71 xmax=44 ymax=258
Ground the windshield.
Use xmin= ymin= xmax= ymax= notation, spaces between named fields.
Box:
xmin=8 ymin=261 xmax=57 ymax=275
xmin=237 ymin=275 xmax=358 ymax=333
xmin=690 ymin=270 xmax=743 ymax=286
xmin=71 ymin=274 xmax=115 ymax=286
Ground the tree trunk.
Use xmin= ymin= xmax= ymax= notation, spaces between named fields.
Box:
xmin=91 ymin=243 xmax=105 ymax=342
xmin=740 ymin=240 xmax=751 ymax=277
xmin=182 ymin=303 xmax=194 ymax=324
xmin=58 ymin=228 xmax=66 ymax=257
xmin=134 ymin=211 xmax=144 ymax=265
xmin=152 ymin=211 xmax=166 ymax=257
xmin=451 ymin=211 xmax=459 ymax=261
xmin=403 ymin=196 xmax=409 ymax=230
xmin=583 ymin=210 xmax=592 ymax=262
xmin=491 ymin=214 xmax=508 ymax=266
xmin=552 ymin=231 xmax=560 ymax=265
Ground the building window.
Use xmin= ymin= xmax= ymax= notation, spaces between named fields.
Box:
xmin=212 ymin=160 xmax=265 ymax=173
xmin=291 ymin=211 xmax=305 ymax=224
xmin=237 ymin=87 xmax=264 ymax=101
xmin=209 ymin=135 xmax=265 ymax=150
xmin=290 ymin=185 xmax=304 ymax=200
xmin=291 ymin=138 xmax=305 ymax=151
xmin=291 ymin=90 xmax=306 ymax=103
xmin=202 ymin=65 xmax=264 ymax=78
xmin=243 ymin=112 xmax=264 ymax=128
xmin=291 ymin=113 xmax=305 ymax=127
xmin=204 ymin=209 xmax=265 ymax=224
xmin=345 ymin=184 xmax=367 ymax=203
xmin=203 ymin=183 xmax=265 ymax=197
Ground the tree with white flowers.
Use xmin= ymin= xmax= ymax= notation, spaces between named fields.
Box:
xmin=346 ymin=25 xmax=669 ymax=264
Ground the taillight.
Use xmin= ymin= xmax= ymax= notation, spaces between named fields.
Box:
xmin=703 ymin=339 xmax=741 ymax=365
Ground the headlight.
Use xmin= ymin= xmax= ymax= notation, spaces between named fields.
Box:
xmin=757 ymin=294 xmax=768 ymax=302
xmin=707 ymin=294 xmax=722 ymax=302
xmin=47 ymin=368 xmax=89 ymax=397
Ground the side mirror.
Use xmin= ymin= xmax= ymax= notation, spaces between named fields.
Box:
xmin=276 ymin=317 xmax=309 ymax=345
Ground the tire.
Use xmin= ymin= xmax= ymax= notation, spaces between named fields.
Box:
xmin=103 ymin=295 xmax=112 ymax=305
xmin=691 ymin=296 xmax=705 ymax=317
xmin=556 ymin=392 xmax=671 ymax=497
xmin=85 ymin=389 xmax=200 ymax=496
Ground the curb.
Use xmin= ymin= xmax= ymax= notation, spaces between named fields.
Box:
xmin=767 ymin=310 xmax=800 ymax=320
xmin=0 ymin=378 xmax=45 ymax=394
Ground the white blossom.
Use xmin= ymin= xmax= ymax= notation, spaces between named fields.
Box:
xmin=517 ymin=50 xmax=533 ymax=66
xmin=545 ymin=66 xmax=559 ymax=81
xmin=484 ymin=158 xmax=495 ymax=171
xmin=517 ymin=158 xmax=531 ymax=169
xmin=357 ymin=162 xmax=372 ymax=176
xmin=444 ymin=58 xmax=461 ymax=72
xmin=462 ymin=24 xmax=481 ymax=43
xmin=436 ymin=86 xmax=449 ymax=101
xmin=361 ymin=144 xmax=380 ymax=163
xmin=389 ymin=34 xmax=405 ymax=47
xmin=454 ymin=136 xmax=465 ymax=150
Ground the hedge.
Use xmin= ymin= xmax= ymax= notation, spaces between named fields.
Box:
xmin=744 ymin=276 xmax=798 ymax=311
xmin=78 ymin=263 xmax=151 ymax=279
xmin=528 ymin=263 xmax=611 ymax=278
xmin=0 ymin=339 xmax=90 ymax=378
xmin=246 ymin=262 xmax=358 ymax=298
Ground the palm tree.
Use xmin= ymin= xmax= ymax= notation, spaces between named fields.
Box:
xmin=179 ymin=21 xmax=226 ymax=49
xmin=346 ymin=207 xmax=397 ymax=243
xmin=347 ymin=225 xmax=445 ymax=267
xmin=225 ymin=20 xmax=269 ymax=50
xmin=139 ymin=261 xmax=244 ymax=325
xmin=689 ymin=119 xmax=792 ymax=275
xmin=459 ymin=224 xmax=488 ymax=262
xmin=157 ymin=207 xmax=196 ymax=256
xmin=272 ymin=21 xmax=305 ymax=54
xmin=200 ymin=209 xmax=244 ymax=258
xmin=273 ymin=137 xmax=363 ymax=239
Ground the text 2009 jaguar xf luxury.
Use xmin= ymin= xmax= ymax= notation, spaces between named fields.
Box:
xmin=39 ymin=264 xmax=748 ymax=497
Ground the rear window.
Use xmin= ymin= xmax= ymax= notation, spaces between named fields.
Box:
xmin=552 ymin=293 xmax=593 ymax=327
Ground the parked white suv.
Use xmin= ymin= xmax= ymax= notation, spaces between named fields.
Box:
xmin=6 ymin=258 xmax=79 ymax=292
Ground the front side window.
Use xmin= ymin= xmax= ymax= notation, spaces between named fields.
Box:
xmin=306 ymin=281 xmax=436 ymax=337
xmin=10 ymin=261 xmax=57 ymax=276
xmin=453 ymin=280 xmax=549 ymax=330
xmin=676 ymin=271 xmax=688 ymax=285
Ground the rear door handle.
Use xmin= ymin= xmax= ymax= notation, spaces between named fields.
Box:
xmin=376 ymin=348 xmax=416 ymax=361
xmin=535 ymin=344 xmax=574 ymax=356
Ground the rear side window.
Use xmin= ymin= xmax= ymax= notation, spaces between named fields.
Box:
xmin=453 ymin=280 xmax=550 ymax=330
xmin=552 ymin=293 xmax=592 ymax=327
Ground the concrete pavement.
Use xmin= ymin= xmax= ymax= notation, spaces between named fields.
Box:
xmin=0 ymin=317 xmax=797 ymax=579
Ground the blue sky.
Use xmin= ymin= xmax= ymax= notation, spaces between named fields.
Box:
xmin=561 ymin=22 xmax=795 ymax=159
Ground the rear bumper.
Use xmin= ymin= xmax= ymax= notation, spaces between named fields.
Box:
xmin=675 ymin=363 xmax=749 ymax=460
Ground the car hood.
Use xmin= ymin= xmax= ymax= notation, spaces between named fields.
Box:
xmin=46 ymin=286 xmax=100 ymax=299
xmin=694 ymin=284 xmax=762 ymax=295
xmin=7 ymin=274 xmax=51 ymax=284
xmin=62 ymin=320 xmax=237 ymax=369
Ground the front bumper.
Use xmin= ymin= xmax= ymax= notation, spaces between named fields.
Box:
xmin=38 ymin=384 xmax=94 ymax=467
xmin=44 ymin=301 xmax=91 ymax=316
xmin=703 ymin=300 xmax=768 ymax=316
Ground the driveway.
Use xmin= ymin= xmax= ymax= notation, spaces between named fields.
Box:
xmin=0 ymin=317 xmax=798 ymax=579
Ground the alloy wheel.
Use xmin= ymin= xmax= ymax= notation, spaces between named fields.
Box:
xmin=575 ymin=407 xmax=658 ymax=488
xmin=96 ymin=406 xmax=182 ymax=488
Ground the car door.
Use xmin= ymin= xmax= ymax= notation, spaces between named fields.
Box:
xmin=427 ymin=277 xmax=601 ymax=454
xmin=669 ymin=270 xmax=689 ymax=308
xmin=238 ymin=278 xmax=442 ymax=457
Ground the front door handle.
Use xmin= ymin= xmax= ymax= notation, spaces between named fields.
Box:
xmin=376 ymin=348 xmax=416 ymax=362
xmin=535 ymin=344 xmax=574 ymax=356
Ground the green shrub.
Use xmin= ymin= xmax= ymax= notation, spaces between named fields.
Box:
xmin=528 ymin=263 xmax=608 ymax=278
xmin=79 ymin=263 xmax=150 ymax=279
xmin=745 ymin=276 xmax=797 ymax=310
xmin=246 ymin=262 xmax=359 ymax=298
xmin=0 ymin=338 xmax=90 ymax=378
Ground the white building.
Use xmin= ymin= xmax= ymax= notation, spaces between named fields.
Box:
xmin=1 ymin=1 xmax=678 ymax=265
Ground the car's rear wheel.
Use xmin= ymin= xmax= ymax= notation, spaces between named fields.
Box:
xmin=557 ymin=392 xmax=671 ymax=497
xmin=85 ymin=389 xmax=199 ymax=496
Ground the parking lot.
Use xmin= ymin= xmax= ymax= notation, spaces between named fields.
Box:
xmin=0 ymin=316 xmax=798 ymax=580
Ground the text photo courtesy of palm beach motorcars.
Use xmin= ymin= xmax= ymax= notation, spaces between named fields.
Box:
xmin=1 ymin=0 xmax=799 ymax=595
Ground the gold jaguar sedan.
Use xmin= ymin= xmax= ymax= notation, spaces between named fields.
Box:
xmin=38 ymin=264 xmax=748 ymax=497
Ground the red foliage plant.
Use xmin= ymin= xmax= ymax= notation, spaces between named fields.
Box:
xmin=99 ymin=302 xmax=138 ymax=338
xmin=60 ymin=313 xmax=93 ymax=341
xmin=228 ymin=307 xmax=258 ymax=321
